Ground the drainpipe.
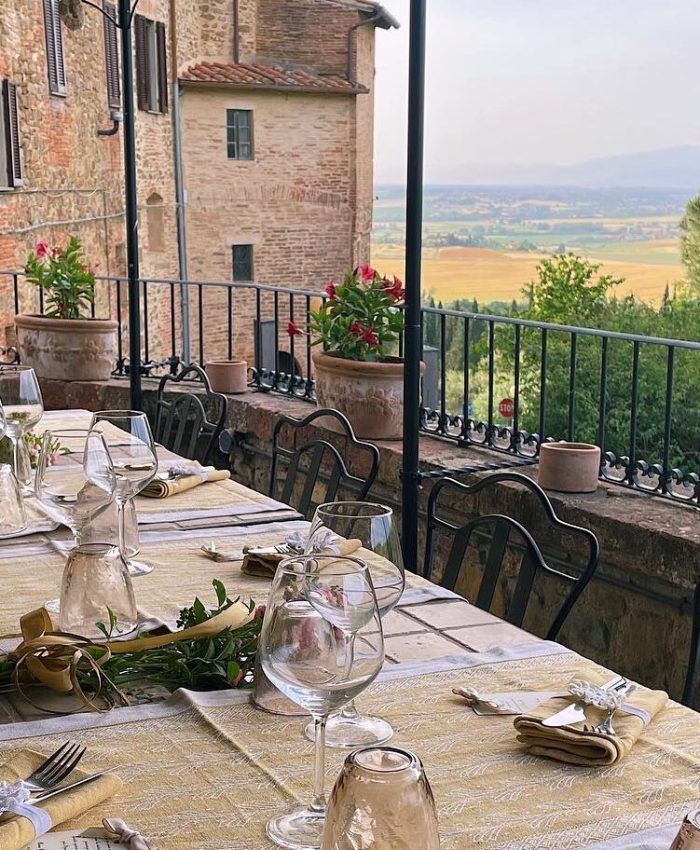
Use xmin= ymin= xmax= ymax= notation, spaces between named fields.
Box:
xmin=173 ymin=84 xmax=191 ymax=364
xmin=346 ymin=12 xmax=382 ymax=85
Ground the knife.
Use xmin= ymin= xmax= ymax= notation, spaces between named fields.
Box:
xmin=541 ymin=675 xmax=626 ymax=727
xmin=32 ymin=767 xmax=119 ymax=803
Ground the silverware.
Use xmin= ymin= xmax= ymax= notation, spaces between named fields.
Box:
xmin=33 ymin=767 xmax=119 ymax=803
xmin=23 ymin=741 xmax=86 ymax=793
xmin=586 ymin=683 xmax=637 ymax=736
xmin=541 ymin=675 xmax=625 ymax=728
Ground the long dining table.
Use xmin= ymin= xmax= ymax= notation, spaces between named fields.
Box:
xmin=0 ymin=409 xmax=698 ymax=850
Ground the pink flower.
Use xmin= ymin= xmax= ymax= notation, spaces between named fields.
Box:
xmin=359 ymin=326 xmax=379 ymax=346
xmin=230 ymin=669 xmax=244 ymax=688
xmin=254 ymin=604 xmax=266 ymax=620
xmin=35 ymin=240 xmax=50 ymax=260
xmin=358 ymin=264 xmax=376 ymax=282
xmin=287 ymin=321 xmax=305 ymax=337
xmin=383 ymin=276 xmax=405 ymax=302
xmin=349 ymin=321 xmax=364 ymax=336
xmin=325 ymin=281 xmax=337 ymax=300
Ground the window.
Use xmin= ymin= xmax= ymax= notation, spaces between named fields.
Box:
xmin=43 ymin=0 xmax=67 ymax=96
xmin=232 ymin=245 xmax=254 ymax=281
xmin=227 ymin=109 xmax=253 ymax=160
xmin=146 ymin=192 xmax=165 ymax=252
xmin=0 ymin=80 xmax=22 ymax=189
xmin=103 ymin=1 xmax=120 ymax=109
xmin=135 ymin=15 xmax=168 ymax=114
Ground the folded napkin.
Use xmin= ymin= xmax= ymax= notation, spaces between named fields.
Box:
xmin=514 ymin=675 xmax=668 ymax=766
xmin=242 ymin=538 xmax=362 ymax=577
xmin=0 ymin=750 xmax=122 ymax=850
xmin=141 ymin=466 xmax=230 ymax=499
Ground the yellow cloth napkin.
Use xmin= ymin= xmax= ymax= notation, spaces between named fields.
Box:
xmin=141 ymin=468 xmax=230 ymax=499
xmin=242 ymin=538 xmax=363 ymax=577
xmin=514 ymin=675 xmax=668 ymax=765
xmin=0 ymin=750 xmax=122 ymax=850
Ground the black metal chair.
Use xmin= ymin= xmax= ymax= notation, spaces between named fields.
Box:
xmin=269 ymin=408 xmax=380 ymax=520
xmin=154 ymin=364 xmax=227 ymax=465
xmin=682 ymin=583 xmax=700 ymax=707
xmin=424 ymin=472 xmax=600 ymax=640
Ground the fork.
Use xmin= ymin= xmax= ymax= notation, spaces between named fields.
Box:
xmin=23 ymin=742 xmax=86 ymax=793
xmin=585 ymin=683 xmax=636 ymax=736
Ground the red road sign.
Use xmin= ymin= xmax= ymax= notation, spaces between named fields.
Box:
xmin=498 ymin=397 xmax=514 ymax=418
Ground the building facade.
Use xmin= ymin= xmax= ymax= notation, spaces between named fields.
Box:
xmin=0 ymin=0 xmax=396 ymax=368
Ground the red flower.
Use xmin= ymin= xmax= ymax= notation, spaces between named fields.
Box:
xmin=325 ymin=281 xmax=337 ymax=300
xmin=287 ymin=321 xmax=305 ymax=337
xmin=358 ymin=264 xmax=376 ymax=282
xmin=349 ymin=321 xmax=364 ymax=336
xmin=383 ymin=276 xmax=405 ymax=302
xmin=35 ymin=240 xmax=50 ymax=260
xmin=359 ymin=326 xmax=379 ymax=346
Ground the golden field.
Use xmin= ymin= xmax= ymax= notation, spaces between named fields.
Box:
xmin=371 ymin=241 xmax=684 ymax=305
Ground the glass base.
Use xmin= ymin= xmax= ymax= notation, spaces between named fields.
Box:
xmin=127 ymin=557 xmax=154 ymax=577
xmin=266 ymin=806 xmax=325 ymax=850
xmin=44 ymin=598 xmax=60 ymax=615
xmin=304 ymin=711 xmax=393 ymax=749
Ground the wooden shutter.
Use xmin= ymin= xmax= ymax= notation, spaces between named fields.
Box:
xmin=43 ymin=0 xmax=67 ymax=96
xmin=2 ymin=80 xmax=22 ymax=187
xmin=134 ymin=14 xmax=149 ymax=111
xmin=156 ymin=21 xmax=168 ymax=113
xmin=103 ymin=1 xmax=120 ymax=109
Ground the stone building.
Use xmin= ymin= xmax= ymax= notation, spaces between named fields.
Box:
xmin=0 ymin=0 xmax=396 ymax=368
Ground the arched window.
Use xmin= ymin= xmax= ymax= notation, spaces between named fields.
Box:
xmin=146 ymin=192 xmax=164 ymax=252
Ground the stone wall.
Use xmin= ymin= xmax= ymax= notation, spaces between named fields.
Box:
xmin=38 ymin=376 xmax=700 ymax=707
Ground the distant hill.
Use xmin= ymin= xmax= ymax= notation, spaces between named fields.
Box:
xmin=442 ymin=146 xmax=700 ymax=190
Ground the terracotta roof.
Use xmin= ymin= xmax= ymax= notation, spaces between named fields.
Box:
xmin=179 ymin=63 xmax=368 ymax=94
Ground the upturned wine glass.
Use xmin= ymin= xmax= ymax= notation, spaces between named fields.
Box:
xmin=259 ymin=555 xmax=385 ymax=850
xmin=89 ymin=411 xmax=158 ymax=577
xmin=304 ymin=502 xmax=405 ymax=748
xmin=0 ymin=366 xmax=44 ymax=492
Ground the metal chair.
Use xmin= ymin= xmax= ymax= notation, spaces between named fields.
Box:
xmin=154 ymin=364 xmax=227 ymax=465
xmin=682 ymin=583 xmax=700 ymax=707
xmin=424 ymin=472 xmax=600 ymax=640
xmin=269 ymin=408 xmax=380 ymax=520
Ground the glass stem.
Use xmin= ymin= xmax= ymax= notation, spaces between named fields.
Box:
xmin=116 ymin=498 xmax=127 ymax=558
xmin=12 ymin=432 xmax=31 ymax=489
xmin=339 ymin=699 xmax=359 ymax=720
xmin=310 ymin=714 xmax=327 ymax=814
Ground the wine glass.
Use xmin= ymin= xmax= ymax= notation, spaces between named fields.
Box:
xmin=259 ymin=555 xmax=385 ymax=850
xmin=89 ymin=411 xmax=158 ymax=577
xmin=35 ymin=428 xmax=117 ymax=612
xmin=304 ymin=502 xmax=405 ymax=748
xmin=0 ymin=366 xmax=44 ymax=492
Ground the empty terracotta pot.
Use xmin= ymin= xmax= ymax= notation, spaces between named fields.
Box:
xmin=205 ymin=360 xmax=248 ymax=394
xmin=537 ymin=442 xmax=601 ymax=493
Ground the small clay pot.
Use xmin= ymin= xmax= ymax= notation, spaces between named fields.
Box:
xmin=538 ymin=442 xmax=601 ymax=493
xmin=205 ymin=360 xmax=248 ymax=394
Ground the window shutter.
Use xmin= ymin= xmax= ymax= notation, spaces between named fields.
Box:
xmin=103 ymin=1 xmax=120 ymax=109
xmin=134 ymin=14 xmax=149 ymax=111
xmin=2 ymin=80 xmax=22 ymax=187
xmin=156 ymin=21 xmax=168 ymax=113
xmin=43 ymin=0 xmax=67 ymax=96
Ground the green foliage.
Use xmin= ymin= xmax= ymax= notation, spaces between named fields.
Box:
xmin=24 ymin=236 xmax=96 ymax=319
xmin=308 ymin=265 xmax=405 ymax=361
xmin=680 ymin=193 xmax=700 ymax=293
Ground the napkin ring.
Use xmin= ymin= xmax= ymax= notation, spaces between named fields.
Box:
xmin=0 ymin=780 xmax=52 ymax=838
xmin=568 ymin=680 xmax=623 ymax=711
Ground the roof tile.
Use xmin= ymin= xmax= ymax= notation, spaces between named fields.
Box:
xmin=179 ymin=62 xmax=367 ymax=94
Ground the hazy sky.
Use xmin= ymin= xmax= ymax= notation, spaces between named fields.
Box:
xmin=373 ymin=0 xmax=700 ymax=184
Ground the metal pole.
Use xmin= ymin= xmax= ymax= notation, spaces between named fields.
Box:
xmin=400 ymin=0 xmax=427 ymax=573
xmin=172 ymin=84 xmax=191 ymax=363
xmin=119 ymin=0 xmax=142 ymax=409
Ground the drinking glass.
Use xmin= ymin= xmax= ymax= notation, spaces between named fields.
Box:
xmin=59 ymin=543 xmax=137 ymax=639
xmin=0 ymin=366 xmax=44 ymax=492
xmin=321 ymin=747 xmax=440 ymax=850
xmin=259 ymin=555 xmax=385 ymax=850
xmin=0 ymin=463 xmax=27 ymax=536
xmin=304 ymin=502 xmax=405 ymax=748
xmin=89 ymin=411 xmax=158 ymax=577
xmin=79 ymin=498 xmax=140 ymax=559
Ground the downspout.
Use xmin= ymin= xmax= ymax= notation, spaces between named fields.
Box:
xmin=233 ymin=0 xmax=240 ymax=63
xmin=346 ymin=12 xmax=382 ymax=85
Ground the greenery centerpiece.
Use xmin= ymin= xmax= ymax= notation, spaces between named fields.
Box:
xmin=15 ymin=236 xmax=118 ymax=382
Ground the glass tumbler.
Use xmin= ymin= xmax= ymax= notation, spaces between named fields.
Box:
xmin=0 ymin=463 xmax=27 ymax=536
xmin=59 ymin=543 xmax=138 ymax=639
xmin=322 ymin=747 xmax=440 ymax=850
xmin=79 ymin=499 xmax=140 ymax=558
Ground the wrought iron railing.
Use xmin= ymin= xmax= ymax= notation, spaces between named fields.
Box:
xmin=3 ymin=269 xmax=700 ymax=505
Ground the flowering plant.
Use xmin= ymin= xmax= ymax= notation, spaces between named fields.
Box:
xmin=24 ymin=236 xmax=96 ymax=320
xmin=303 ymin=264 xmax=405 ymax=361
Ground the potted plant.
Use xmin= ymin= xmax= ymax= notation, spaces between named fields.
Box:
xmin=15 ymin=237 xmax=118 ymax=382
xmin=298 ymin=264 xmax=424 ymax=441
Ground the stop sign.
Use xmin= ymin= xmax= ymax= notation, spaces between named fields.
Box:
xmin=498 ymin=397 xmax=514 ymax=419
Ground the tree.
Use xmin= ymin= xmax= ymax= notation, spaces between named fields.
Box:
xmin=680 ymin=193 xmax=700 ymax=292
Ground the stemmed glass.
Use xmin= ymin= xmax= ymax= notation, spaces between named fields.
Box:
xmin=35 ymin=429 xmax=117 ymax=612
xmin=89 ymin=411 xmax=158 ymax=577
xmin=304 ymin=502 xmax=405 ymax=748
xmin=0 ymin=366 xmax=44 ymax=492
xmin=259 ymin=555 xmax=385 ymax=850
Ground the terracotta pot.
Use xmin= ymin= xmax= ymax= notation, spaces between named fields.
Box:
xmin=538 ymin=441 xmax=602 ymax=493
xmin=15 ymin=314 xmax=117 ymax=382
xmin=312 ymin=349 xmax=425 ymax=441
xmin=205 ymin=360 xmax=248 ymax=394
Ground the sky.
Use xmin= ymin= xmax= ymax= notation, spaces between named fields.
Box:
xmin=373 ymin=0 xmax=700 ymax=184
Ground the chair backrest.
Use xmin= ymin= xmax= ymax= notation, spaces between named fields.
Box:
xmin=424 ymin=472 xmax=600 ymax=640
xmin=682 ymin=582 xmax=700 ymax=707
xmin=154 ymin=364 xmax=227 ymax=465
xmin=270 ymin=408 xmax=380 ymax=520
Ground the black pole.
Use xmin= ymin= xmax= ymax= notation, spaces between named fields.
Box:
xmin=118 ymin=0 xmax=142 ymax=409
xmin=401 ymin=0 xmax=427 ymax=573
